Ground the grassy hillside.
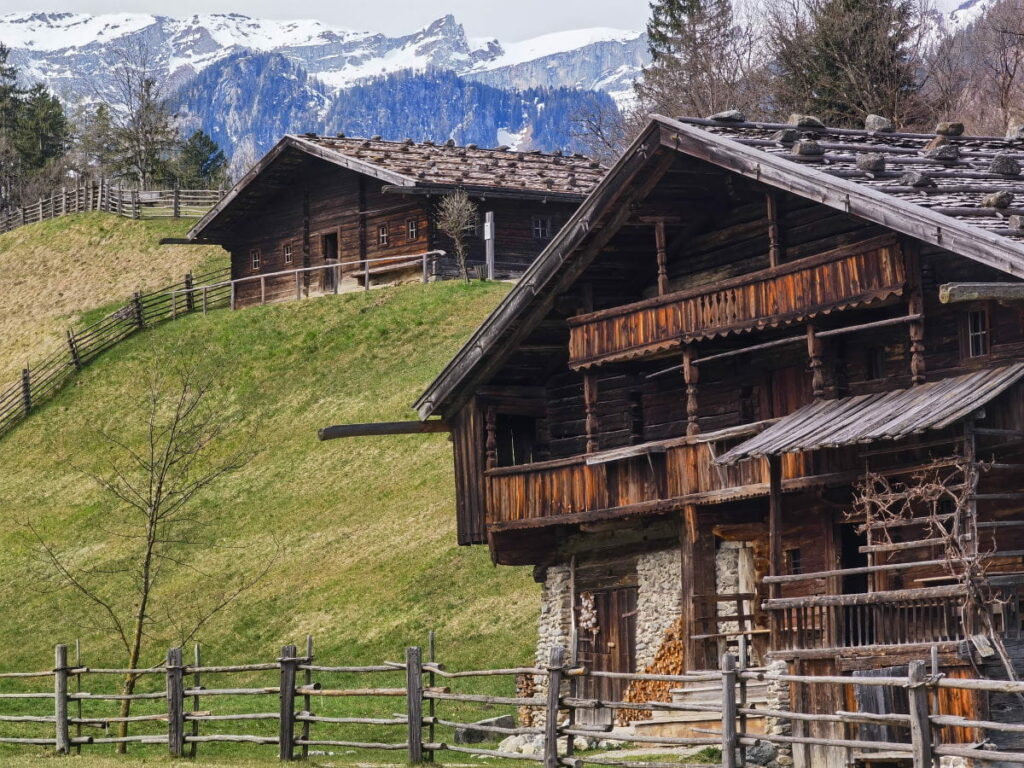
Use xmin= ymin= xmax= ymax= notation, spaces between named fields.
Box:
xmin=0 ymin=281 xmax=536 ymax=674
xmin=0 ymin=213 xmax=224 ymax=380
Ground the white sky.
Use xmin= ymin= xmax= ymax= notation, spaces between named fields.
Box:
xmin=0 ymin=0 xmax=654 ymax=42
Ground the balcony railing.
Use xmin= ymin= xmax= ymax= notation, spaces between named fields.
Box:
xmin=567 ymin=235 xmax=905 ymax=369
xmin=483 ymin=422 xmax=809 ymax=529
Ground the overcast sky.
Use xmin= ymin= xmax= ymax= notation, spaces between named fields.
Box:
xmin=0 ymin=0 xmax=654 ymax=41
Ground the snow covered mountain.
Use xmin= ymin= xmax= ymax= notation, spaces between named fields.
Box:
xmin=0 ymin=11 xmax=646 ymax=103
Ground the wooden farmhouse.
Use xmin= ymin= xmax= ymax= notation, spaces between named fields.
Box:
xmin=324 ymin=114 xmax=1024 ymax=766
xmin=186 ymin=135 xmax=605 ymax=307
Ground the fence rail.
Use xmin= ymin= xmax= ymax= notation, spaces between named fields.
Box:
xmin=1 ymin=641 xmax=1023 ymax=766
xmin=0 ymin=184 xmax=225 ymax=234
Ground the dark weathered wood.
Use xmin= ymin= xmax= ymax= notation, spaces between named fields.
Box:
xmin=189 ymin=644 xmax=200 ymax=759
xmin=406 ymin=646 xmax=424 ymax=764
xmin=278 ymin=644 xmax=297 ymax=761
xmin=318 ymin=421 xmax=450 ymax=440
xmin=720 ymin=653 xmax=738 ymax=768
xmin=906 ymin=661 xmax=933 ymax=767
xmin=939 ymin=282 xmax=1024 ymax=304
xmin=166 ymin=647 xmax=185 ymax=757
xmin=54 ymin=645 xmax=70 ymax=755
xmin=544 ymin=646 xmax=565 ymax=768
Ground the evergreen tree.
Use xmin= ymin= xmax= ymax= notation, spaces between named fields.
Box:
xmin=767 ymin=0 xmax=924 ymax=126
xmin=13 ymin=83 xmax=68 ymax=170
xmin=0 ymin=44 xmax=23 ymax=205
xmin=176 ymin=130 xmax=227 ymax=188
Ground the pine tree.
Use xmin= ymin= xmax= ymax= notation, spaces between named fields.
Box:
xmin=13 ymin=84 xmax=68 ymax=170
xmin=635 ymin=0 xmax=763 ymax=118
xmin=176 ymin=130 xmax=227 ymax=189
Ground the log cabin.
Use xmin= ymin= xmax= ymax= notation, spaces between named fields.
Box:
xmin=323 ymin=113 xmax=1024 ymax=766
xmin=186 ymin=135 xmax=606 ymax=307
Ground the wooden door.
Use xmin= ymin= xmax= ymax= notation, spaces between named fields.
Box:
xmin=577 ymin=587 xmax=638 ymax=725
xmin=321 ymin=232 xmax=339 ymax=292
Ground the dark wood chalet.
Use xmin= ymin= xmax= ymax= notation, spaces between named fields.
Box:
xmin=324 ymin=114 xmax=1024 ymax=765
xmin=186 ymin=135 xmax=606 ymax=307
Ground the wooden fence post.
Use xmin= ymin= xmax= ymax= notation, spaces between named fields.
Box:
xmin=422 ymin=252 xmax=429 ymax=283
xmin=544 ymin=646 xmax=565 ymax=768
xmin=166 ymin=647 xmax=185 ymax=757
xmin=279 ymin=644 xmax=298 ymax=761
xmin=173 ymin=187 xmax=181 ymax=218
xmin=721 ymin=653 xmax=738 ymax=768
xmin=184 ymin=272 xmax=195 ymax=313
xmin=406 ymin=646 xmax=424 ymax=764
xmin=300 ymin=636 xmax=313 ymax=761
xmin=66 ymin=330 xmax=81 ymax=370
xmin=132 ymin=190 xmax=140 ymax=220
xmin=908 ymin=661 xmax=934 ymax=768
xmin=190 ymin=643 xmax=201 ymax=759
xmin=21 ymin=368 xmax=31 ymax=415
xmin=132 ymin=291 xmax=144 ymax=329
xmin=54 ymin=644 xmax=70 ymax=754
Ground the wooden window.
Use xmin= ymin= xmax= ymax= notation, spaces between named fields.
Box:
xmin=964 ymin=308 xmax=991 ymax=358
xmin=283 ymin=243 xmax=293 ymax=265
xmin=866 ymin=346 xmax=885 ymax=380
xmin=378 ymin=224 xmax=389 ymax=246
xmin=407 ymin=218 xmax=418 ymax=241
xmin=532 ymin=215 xmax=552 ymax=240
xmin=784 ymin=548 xmax=802 ymax=575
xmin=250 ymin=248 xmax=260 ymax=270
xmin=495 ymin=414 xmax=537 ymax=467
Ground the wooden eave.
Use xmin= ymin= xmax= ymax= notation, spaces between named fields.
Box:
xmin=380 ymin=184 xmax=586 ymax=204
xmin=414 ymin=115 xmax=1024 ymax=421
xmin=187 ymin=135 xmax=419 ymax=243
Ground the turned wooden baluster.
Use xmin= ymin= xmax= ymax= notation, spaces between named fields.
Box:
xmin=683 ymin=345 xmax=700 ymax=436
xmin=485 ymin=406 xmax=498 ymax=470
xmin=584 ymin=372 xmax=599 ymax=454
xmin=655 ymin=220 xmax=669 ymax=296
xmin=904 ymin=240 xmax=926 ymax=385
xmin=807 ymin=324 xmax=826 ymax=398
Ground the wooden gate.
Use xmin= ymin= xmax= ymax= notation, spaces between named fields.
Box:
xmin=577 ymin=586 xmax=638 ymax=725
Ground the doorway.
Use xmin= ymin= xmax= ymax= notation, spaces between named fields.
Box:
xmin=839 ymin=524 xmax=869 ymax=647
xmin=576 ymin=586 xmax=638 ymax=725
xmin=321 ymin=231 xmax=339 ymax=292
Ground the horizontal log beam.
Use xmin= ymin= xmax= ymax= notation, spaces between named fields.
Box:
xmin=939 ymin=282 xmax=1024 ymax=304
xmin=318 ymin=420 xmax=449 ymax=440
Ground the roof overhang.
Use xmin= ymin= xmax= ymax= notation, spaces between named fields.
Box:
xmin=187 ymin=135 xmax=418 ymax=243
xmin=413 ymin=115 xmax=1024 ymax=421
xmin=716 ymin=363 xmax=1024 ymax=464
xmin=381 ymin=184 xmax=586 ymax=204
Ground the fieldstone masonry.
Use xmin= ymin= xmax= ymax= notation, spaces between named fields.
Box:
xmin=764 ymin=659 xmax=794 ymax=768
xmin=635 ymin=547 xmax=682 ymax=669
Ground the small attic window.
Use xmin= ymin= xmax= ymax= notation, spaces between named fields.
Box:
xmin=407 ymin=218 xmax=419 ymax=241
xmin=532 ymin=216 xmax=552 ymax=240
xmin=964 ymin=308 xmax=991 ymax=358
xmin=283 ymin=243 xmax=293 ymax=265
xmin=378 ymin=224 xmax=390 ymax=246
xmin=250 ymin=248 xmax=260 ymax=271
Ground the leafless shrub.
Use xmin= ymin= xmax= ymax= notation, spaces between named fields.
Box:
xmin=436 ymin=189 xmax=477 ymax=282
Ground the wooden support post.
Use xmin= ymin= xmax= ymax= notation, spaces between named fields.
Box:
xmin=365 ymin=258 xmax=371 ymax=291
xmin=74 ymin=640 xmax=82 ymax=754
xmin=295 ymin=271 xmax=302 ymax=300
xmin=806 ymin=324 xmax=825 ymax=398
xmin=584 ymin=372 xmax=599 ymax=453
xmin=768 ymin=455 xmax=783 ymax=647
xmin=767 ymin=192 xmax=782 ymax=267
xmin=279 ymin=644 xmax=298 ymax=761
xmin=422 ymin=252 xmax=430 ymax=283
xmin=132 ymin=291 xmax=144 ymax=329
xmin=334 ymin=264 xmax=340 ymax=294
xmin=655 ymin=220 xmax=668 ymax=295
xmin=904 ymin=239 xmax=926 ymax=385
xmin=54 ymin=644 xmax=70 ymax=755
xmin=406 ymin=646 xmax=424 ymax=764
xmin=683 ymin=345 xmax=700 ymax=436
xmin=301 ymin=636 xmax=313 ymax=760
xmin=166 ymin=647 xmax=185 ymax=757
xmin=261 ymin=276 xmax=267 ymax=305
xmin=721 ymin=653 xmax=738 ymax=768
xmin=907 ymin=661 xmax=934 ymax=768
xmin=485 ymin=406 xmax=498 ymax=470
xmin=229 ymin=283 xmax=235 ymax=311
xmin=426 ymin=630 xmax=436 ymax=762
xmin=21 ymin=368 xmax=31 ymax=414
xmin=485 ymin=211 xmax=496 ymax=280
xmin=190 ymin=643 xmax=201 ymax=758
xmin=680 ymin=505 xmax=699 ymax=674
xmin=67 ymin=330 xmax=81 ymax=370
xmin=132 ymin=189 xmax=139 ymax=219
xmin=544 ymin=646 xmax=565 ymax=768
xmin=184 ymin=272 xmax=194 ymax=313
xmin=173 ymin=187 xmax=180 ymax=218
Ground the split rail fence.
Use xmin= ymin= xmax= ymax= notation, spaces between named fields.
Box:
xmin=1 ymin=643 xmax=1023 ymax=766
xmin=0 ymin=184 xmax=225 ymax=234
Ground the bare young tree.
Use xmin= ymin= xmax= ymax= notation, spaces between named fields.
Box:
xmin=100 ymin=39 xmax=179 ymax=188
xmin=436 ymin=189 xmax=478 ymax=282
xmin=27 ymin=364 xmax=271 ymax=749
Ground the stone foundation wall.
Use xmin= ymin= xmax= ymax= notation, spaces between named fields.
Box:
xmin=530 ymin=564 xmax=573 ymax=727
xmin=764 ymin=659 xmax=793 ymax=767
xmin=635 ymin=547 xmax=682 ymax=669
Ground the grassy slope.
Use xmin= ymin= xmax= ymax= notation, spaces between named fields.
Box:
xmin=0 ymin=213 xmax=224 ymax=380
xmin=0 ymin=281 xmax=537 ymax=672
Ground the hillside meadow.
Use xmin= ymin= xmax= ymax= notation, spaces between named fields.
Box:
xmin=0 ymin=270 xmax=540 ymax=758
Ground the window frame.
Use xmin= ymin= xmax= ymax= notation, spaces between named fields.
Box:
xmin=407 ymin=218 xmax=419 ymax=242
xmin=532 ymin=215 xmax=552 ymax=240
xmin=963 ymin=306 xmax=992 ymax=359
xmin=378 ymin=224 xmax=390 ymax=247
xmin=283 ymin=242 xmax=293 ymax=265
xmin=249 ymin=248 xmax=260 ymax=271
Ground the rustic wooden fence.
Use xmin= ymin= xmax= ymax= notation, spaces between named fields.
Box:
xmin=0 ymin=266 xmax=231 ymax=439
xmin=1 ymin=642 xmax=1023 ymax=765
xmin=0 ymin=184 xmax=225 ymax=234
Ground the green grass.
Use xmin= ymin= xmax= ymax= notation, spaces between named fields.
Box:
xmin=0 ymin=280 xmax=542 ymax=759
xmin=0 ymin=212 xmax=226 ymax=380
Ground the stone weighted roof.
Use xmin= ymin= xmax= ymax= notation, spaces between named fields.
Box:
xmin=676 ymin=115 xmax=1024 ymax=242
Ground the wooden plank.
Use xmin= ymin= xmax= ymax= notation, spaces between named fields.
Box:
xmin=939 ymin=282 xmax=1024 ymax=304
xmin=54 ymin=645 xmax=69 ymax=755
xmin=318 ymin=421 xmax=450 ymax=440
xmin=166 ymin=648 xmax=185 ymax=758
xmin=278 ymin=644 xmax=297 ymax=761
xmin=405 ymin=647 xmax=424 ymax=764
xmin=544 ymin=647 xmax=565 ymax=768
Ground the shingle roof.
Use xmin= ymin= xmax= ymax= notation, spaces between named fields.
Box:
xmin=295 ymin=134 xmax=606 ymax=198
xmin=675 ymin=115 xmax=1024 ymax=242
xmin=716 ymin=363 xmax=1024 ymax=464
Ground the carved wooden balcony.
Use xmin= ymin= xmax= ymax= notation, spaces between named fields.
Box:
xmin=568 ymin=235 xmax=906 ymax=369
xmin=483 ymin=423 xmax=808 ymax=532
